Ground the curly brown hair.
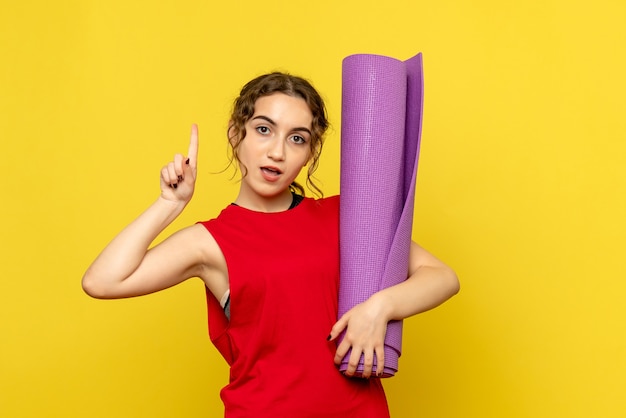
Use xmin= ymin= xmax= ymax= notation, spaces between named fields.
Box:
xmin=227 ymin=72 xmax=329 ymax=197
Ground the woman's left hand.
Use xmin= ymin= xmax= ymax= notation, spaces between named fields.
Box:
xmin=328 ymin=294 xmax=390 ymax=378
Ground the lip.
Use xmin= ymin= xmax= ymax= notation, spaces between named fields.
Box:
xmin=260 ymin=165 xmax=283 ymax=182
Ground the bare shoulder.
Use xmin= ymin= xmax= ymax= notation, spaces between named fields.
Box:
xmin=184 ymin=223 xmax=229 ymax=301
xmin=184 ymin=224 xmax=226 ymax=269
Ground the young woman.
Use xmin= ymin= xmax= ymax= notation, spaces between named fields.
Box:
xmin=82 ymin=72 xmax=460 ymax=417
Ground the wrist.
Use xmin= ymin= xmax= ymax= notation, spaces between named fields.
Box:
xmin=157 ymin=195 xmax=188 ymax=210
xmin=368 ymin=291 xmax=395 ymax=323
xmin=154 ymin=196 xmax=188 ymax=224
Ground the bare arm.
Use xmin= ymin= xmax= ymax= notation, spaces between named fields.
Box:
xmin=330 ymin=241 xmax=459 ymax=377
xmin=367 ymin=242 xmax=460 ymax=320
xmin=82 ymin=125 xmax=226 ymax=299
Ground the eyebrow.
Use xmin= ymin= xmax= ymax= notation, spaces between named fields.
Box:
xmin=251 ymin=115 xmax=312 ymax=136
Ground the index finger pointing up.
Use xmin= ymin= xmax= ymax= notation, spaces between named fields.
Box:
xmin=187 ymin=124 xmax=199 ymax=168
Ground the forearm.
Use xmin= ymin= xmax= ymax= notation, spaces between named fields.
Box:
xmin=330 ymin=244 xmax=459 ymax=376
xmin=372 ymin=264 xmax=459 ymax=322
xmin=82 ymin=197 xmax=187 ymax=289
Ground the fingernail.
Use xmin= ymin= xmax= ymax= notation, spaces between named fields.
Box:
xmin=173 ymin=183 xmax=178 ymax=189
xmin=185 ymin=158 xmax=190 ymax=165
xmin=326 ymin=334 xmax=331 ymax=341
xmin=177 ymin=175 xmax=183 ymax=182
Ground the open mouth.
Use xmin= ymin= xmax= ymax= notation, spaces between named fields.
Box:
xmin=261 ymin=166 xmax=282 ymax=176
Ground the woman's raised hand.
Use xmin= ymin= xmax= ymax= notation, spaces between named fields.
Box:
xmin=160 ymin=124 xmax=199 ymax=204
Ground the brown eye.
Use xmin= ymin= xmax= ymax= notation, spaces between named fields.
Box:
xmin=291 ymin=135 xmax=306 ymax=144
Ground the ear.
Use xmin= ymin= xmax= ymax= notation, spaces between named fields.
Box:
xmin=305 ymin=145 xmax=318 ymax=166
xmin=227 ymin=121 xmax=237 ymax=145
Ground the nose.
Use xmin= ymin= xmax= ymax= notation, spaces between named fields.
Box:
xmin=267 ymin=137 xmax=286 ymax=161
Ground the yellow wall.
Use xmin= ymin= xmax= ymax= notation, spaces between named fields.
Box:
xmin=1 ymin=0 xmax=625 ymax=416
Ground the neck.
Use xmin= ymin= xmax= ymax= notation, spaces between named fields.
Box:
xmin=234 ymin=189 xmax=294 ymax=213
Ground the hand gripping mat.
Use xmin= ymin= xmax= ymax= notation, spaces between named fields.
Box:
xmin=338 ymin=53 xmax=424 ymax=377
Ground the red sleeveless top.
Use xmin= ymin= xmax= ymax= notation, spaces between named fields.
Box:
xmin=199 ymin=196 xmax=389 ymax=417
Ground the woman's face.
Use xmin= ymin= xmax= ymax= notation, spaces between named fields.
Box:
xmin=235 ymin=92 xmax=313 ymax=204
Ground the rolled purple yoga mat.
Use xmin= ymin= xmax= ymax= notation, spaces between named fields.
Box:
xmin=338 ymin=53 xmax=424 ymax=377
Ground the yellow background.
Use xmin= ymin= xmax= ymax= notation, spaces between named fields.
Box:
xmin=1 ymin=0 xmax=625 ymax=416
